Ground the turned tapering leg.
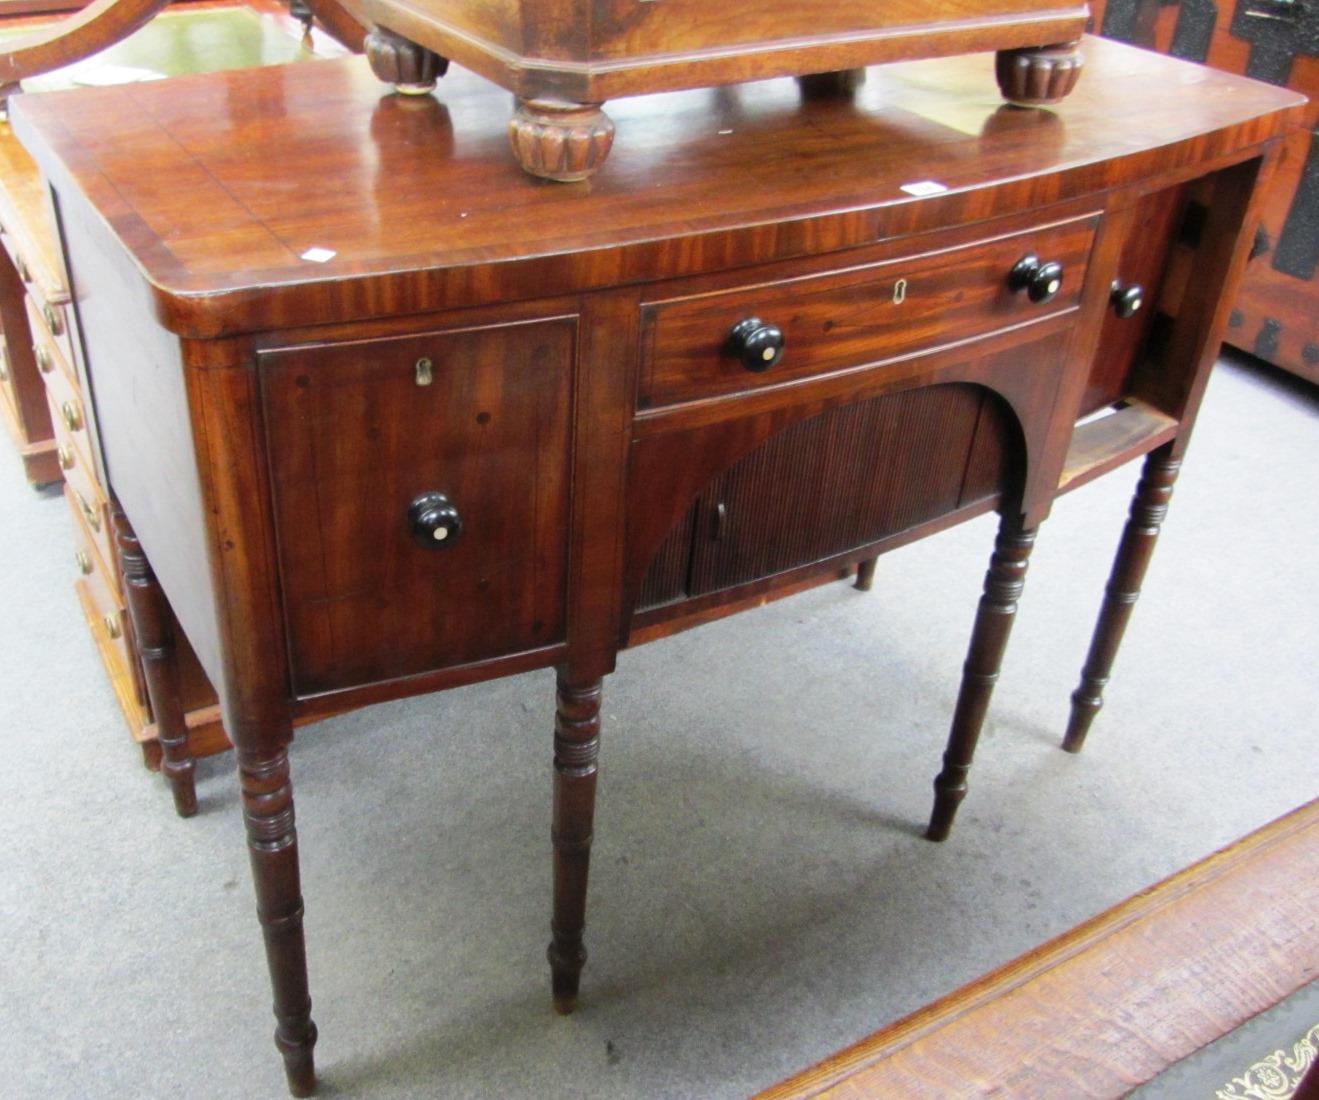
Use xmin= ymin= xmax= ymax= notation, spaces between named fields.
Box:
xmin=112 ymin=507 xmax=197 ymax=817
xmin=1063 ymin=447 xmax=1181 ymax=754
xmin=239 ymin=747 xmax=318 ymax=1097
xmin=926 ymin=517 xmax=1037 ymax=842
xmin=855 ymin=556 xmax=879 ymax=592
xmin=548 ymin=670 xmax=603 ymax=1014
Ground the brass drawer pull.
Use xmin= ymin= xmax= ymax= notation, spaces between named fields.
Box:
xmin=75 ymin=491 xmax=101 ymax=532
xmin=57 ymin=444 xmax=75 ymax=471
xmin=103 ymin=613 xmax=123 ymax=640
xmin=15 ymin=253 xmax=31 ymax=283
xmin=34 ymin=344 xmax=53 ymax=373
xmin=61 ymin=400 xmax=83 ymax=433
xmin=75 ymin=549 xmax=93 ymax=576
xmin=0 ymin=345 xmax=9 ymax=384
xmin=43 ymin=302 xmax=64 ymax=337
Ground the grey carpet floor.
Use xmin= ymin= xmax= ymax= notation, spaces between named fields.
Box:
xmin=1 ymin=351 xmax=1316 ymax=1099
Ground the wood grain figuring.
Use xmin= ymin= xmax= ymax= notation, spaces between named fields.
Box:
xmin=260 ymin=316 xmax=574 ymax=696
xmin=9 ymin=38 xmax=1304 ymax=338
xmin=757 ymin=797 xmax=1319 ymax=1100
xmin=640 ymin=216 xmax=1097 ymax=410
xmin=658 ymin=384 xmax=1008 ymax=603
xmin=363 ymin=0 xmax=1089 ymax=104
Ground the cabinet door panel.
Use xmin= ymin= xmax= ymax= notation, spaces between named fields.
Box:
xmin=261 ymin=319 xmax=574 ymax=696
xmin=640 ymin=382 xmax=1013 ymax=605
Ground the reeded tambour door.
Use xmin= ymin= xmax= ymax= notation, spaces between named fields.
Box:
xmin=260 ymin=317 xmax=575 ymax=697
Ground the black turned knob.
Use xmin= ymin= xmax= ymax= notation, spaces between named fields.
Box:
xmin=1008 ymin=254 xmax=1065 ymax=304
xmin=725 ymin=317 xmax=785 ymax=372
xmin=1110 ymin=280 xmax=1145 ymax=319
xmin=407 ymin=492 xmax=463 ymax=549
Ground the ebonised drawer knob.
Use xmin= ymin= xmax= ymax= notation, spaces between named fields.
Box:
xmin=1008 ymin=254 xmax=1064 ymax=303
xmin=726 ymin=317 xmax=785 ymax=372
xmin=1110 ymin=280 xmax=1144 ymax=319
xmin=407 ymin=491 xmax=463 ymax=549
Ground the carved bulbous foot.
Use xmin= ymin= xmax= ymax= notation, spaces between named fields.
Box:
xmin=365 ymin=25 xmax=448 ymax=95
xmin=996 ymin=40 xmax=1083 ymax=106
xmin=509 ymin=98 xmax=616 ymax=182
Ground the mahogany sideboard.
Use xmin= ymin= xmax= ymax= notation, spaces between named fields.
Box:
xmin=11 ymin=36 xmax=1302 ymax=1095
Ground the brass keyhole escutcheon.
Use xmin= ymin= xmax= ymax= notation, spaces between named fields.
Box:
xmin=893 ymin=278 xmax=908 ymax=305
xmin=415 ymin=357 xmax=433 ymax=386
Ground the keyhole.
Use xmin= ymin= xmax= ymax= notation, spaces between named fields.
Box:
xmin=415 ymin=358 xmax=433 ymax=386
xmin=893 ymin=278 xmax=908 ymax=305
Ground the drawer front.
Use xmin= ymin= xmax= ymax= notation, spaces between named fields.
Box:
xmin=261 ymin=317 xmax=575 ymax=696
xmin=21 ymin=276 xmax=75 ymax=375
xmin=69 ymin=493 xmax=128 ymax=655
xmin=640 ymin=215 xmax=1098 ymax=409
xmin=42 ymin=351 xmax=110 ymax=563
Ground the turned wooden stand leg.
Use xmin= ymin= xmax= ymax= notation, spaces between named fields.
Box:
xmin=239 ymin=747 xmax=318 ymax=1097
xmin=509 ymin=98 xmax=616 ymax=183
xmin=855 ymin=556 xmax=879 ymax=592
xmin=112 ymin=506 xmax=197 ymax=817
xmin=927 ymin=516 xmax=1037 ymax=842
xmin=364 ymin=25 xmax=448 ymax=95
xmin=1063 ymin=447 xmax=1181 ymax=754
xmin=995 ymin=40 xmax=1084 ymax=105
xmin=548 ymin=670 xmax=603 ymax=1013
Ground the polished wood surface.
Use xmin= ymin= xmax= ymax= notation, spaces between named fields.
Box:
xmin=359 ymin=0 xmax=1089 ymax=176
xmin=12 ymin=38 xmax=1299 ymax=333
xmin=10 ymin=38 xmax=1303 ymax=1095
xmin=759 ymin=796 xmax=1319 ymax=1100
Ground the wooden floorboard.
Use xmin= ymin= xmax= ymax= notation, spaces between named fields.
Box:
xmin=757 ymin=798 xmax=1319 ymax=1100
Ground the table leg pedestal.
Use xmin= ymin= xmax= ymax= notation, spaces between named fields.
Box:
xmin=239 ymin=748 xmax=318 ymax=1097
xmin=1063 ymin=447 xmax=1181 ymax=753
xmin=926 ymin=517 xmax=1037 ymax=842
xmin=112 ymin=506 xmax=197 ymax=817
xmin=548 ymin=670 xmax=603 ymax=1014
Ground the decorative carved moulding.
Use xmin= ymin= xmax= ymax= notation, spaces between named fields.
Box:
xmin=361 ymin=0 xmax=1090 ymax=179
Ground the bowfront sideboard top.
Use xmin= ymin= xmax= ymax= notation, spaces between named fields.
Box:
xmin=10 ymin=35 xmax=1304 ymax=1096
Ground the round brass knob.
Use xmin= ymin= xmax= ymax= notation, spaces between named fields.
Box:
xmin=75 ymin=491 xmax=100 ymax=532
xmin=42 ymin=303 xmax=63 ymax=337
xmin=75 ymin=550 xmax=93 ymax=576
xmin=15 ymin=254 xmax=31 ymax=283
xmin=34 ymin=344 xmax=53 ymax=373
xmin=104 ymin=613 xmax=123 ymax=640
xmin=61 ymin=401 xmax=82 ymax=433
xmin=57 ymin=444 xmax=75 ymax=471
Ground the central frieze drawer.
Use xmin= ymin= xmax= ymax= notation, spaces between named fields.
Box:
xmin=260 ymin=318 xmax=575 ymax=697
xmin=639 ymin=215 xmax=1099 ymax=409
